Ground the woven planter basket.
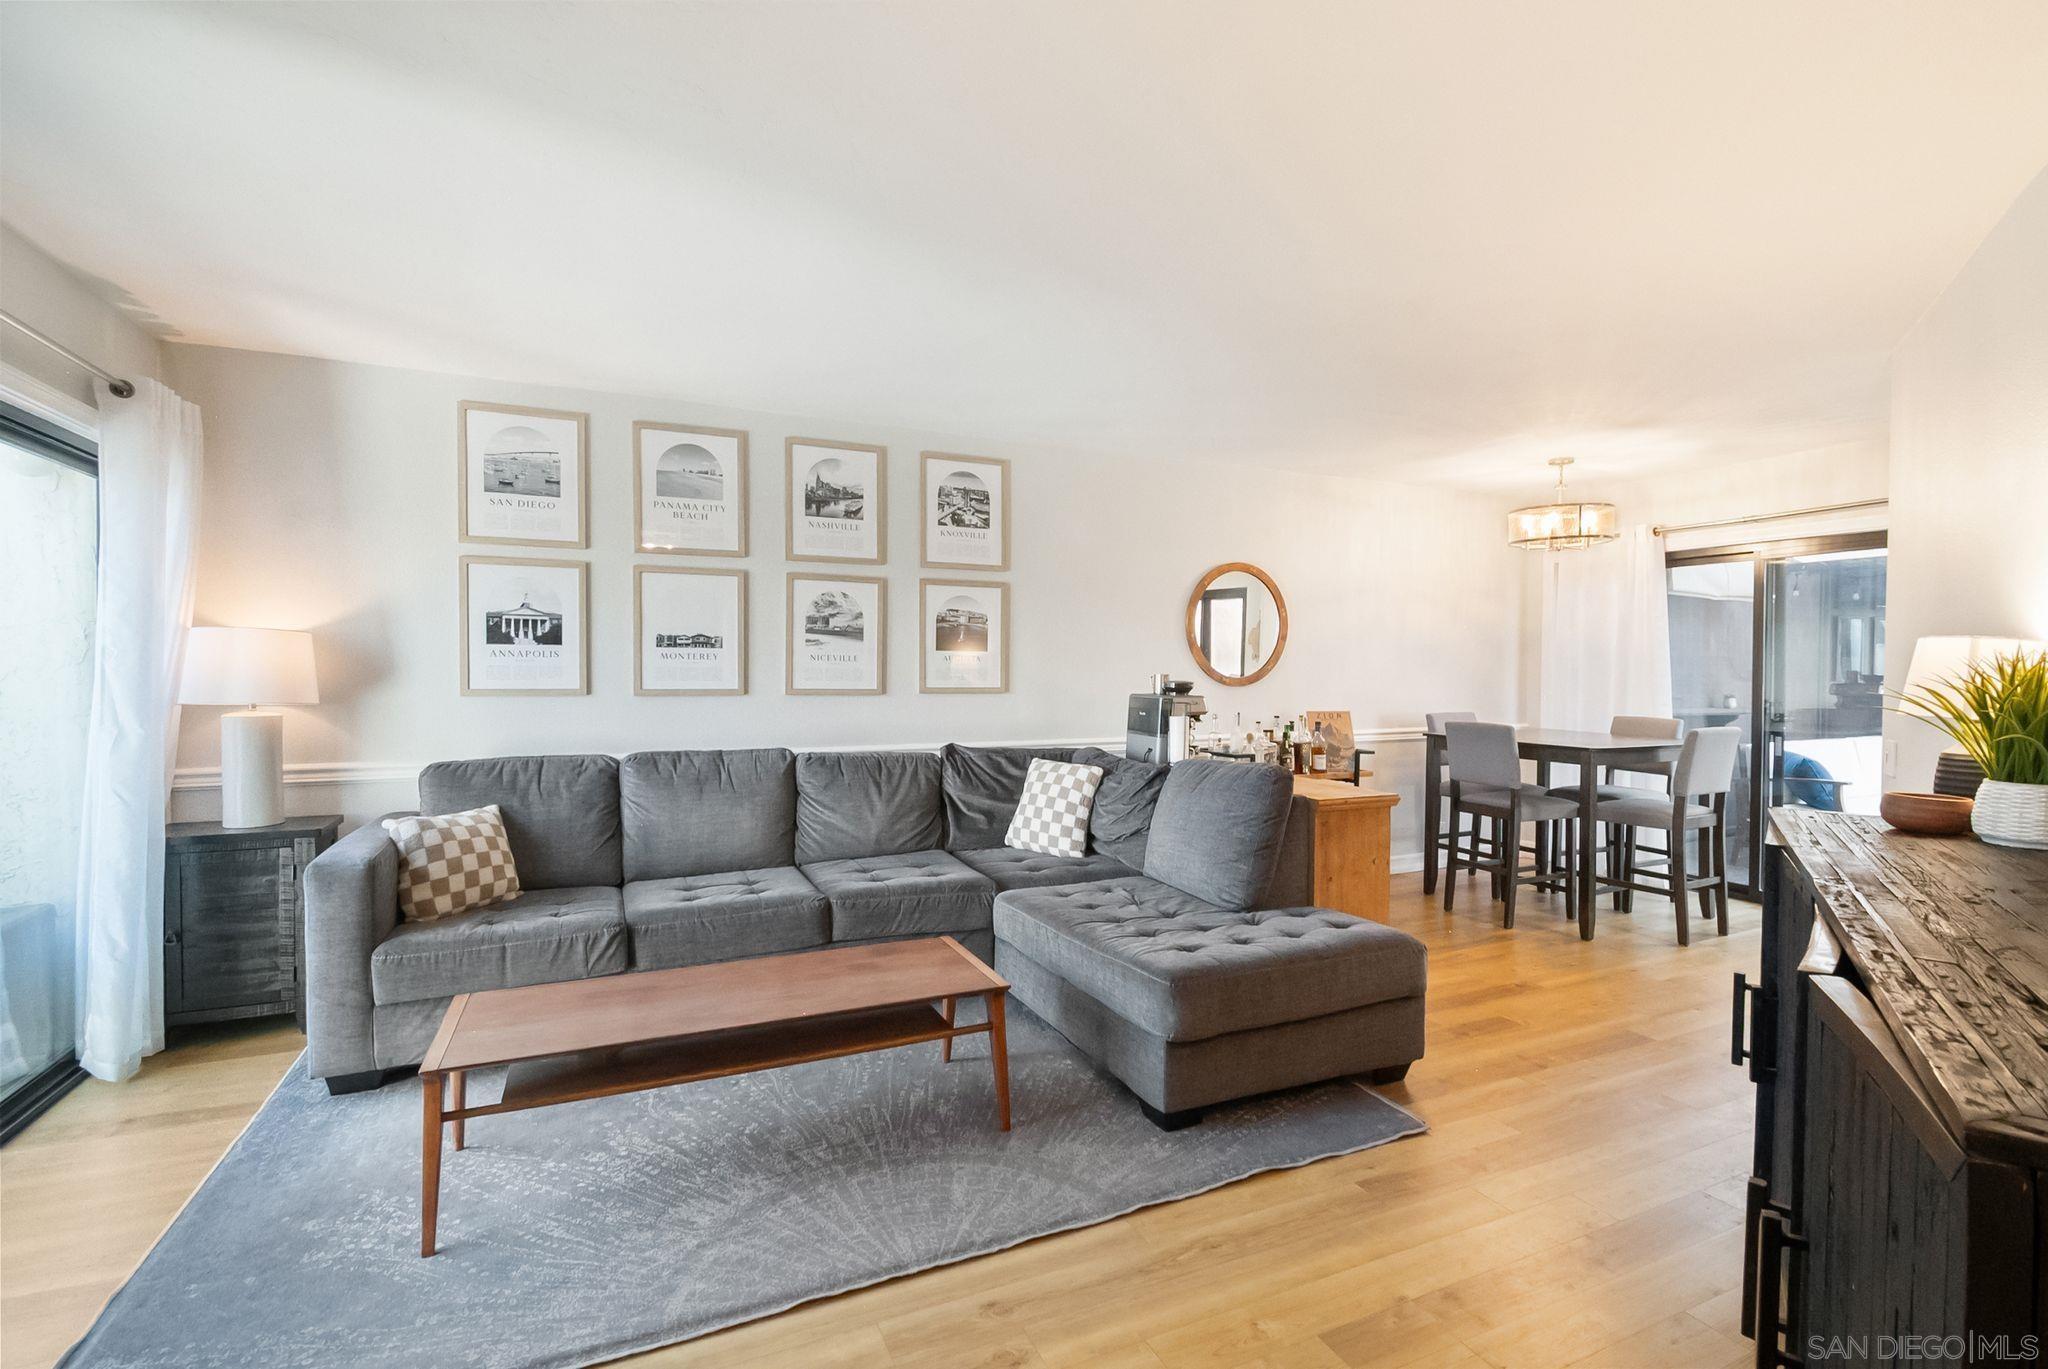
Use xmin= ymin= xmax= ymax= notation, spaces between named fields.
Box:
xmin=1971 ymin=779 xmax=2048 ymax=850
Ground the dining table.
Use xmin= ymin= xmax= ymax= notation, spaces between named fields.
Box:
xmin=1421 ymin=727 xmax=1688 ymax=940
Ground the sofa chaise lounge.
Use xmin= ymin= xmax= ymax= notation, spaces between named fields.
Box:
xmin=304 ymin=744 xmax=1426 ymax=1126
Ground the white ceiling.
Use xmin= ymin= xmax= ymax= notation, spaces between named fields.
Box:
xmin=4 ymin=2 xmax=2046 ymax=487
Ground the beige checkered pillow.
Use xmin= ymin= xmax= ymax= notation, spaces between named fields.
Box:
xmin=382 ymin=804 xmax=522 ymax=922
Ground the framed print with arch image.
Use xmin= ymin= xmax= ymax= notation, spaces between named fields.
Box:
xmin=459 ymin=555 xmax=589 ymax=696
xmin=635 ymin=566 xmax=746 ymax=696
xmin=458 ymin=401 xmax=589 ymax=548
xmin=787 ymin=572 xmax=885 ymax=695
xmin=635 ymin=421 xmax=748 ymax=556
xmin=920 ymin=578 xmax=1008 ymax=694
xmin=920 ymin=452 xmax=1009 ymax=571
xmin=786 ymin=437 xmax=885 ymax=563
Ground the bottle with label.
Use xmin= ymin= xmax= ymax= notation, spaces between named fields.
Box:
xmin=1279 ymin=720 xmax=1294 ymax=771
xmin=1311 ymin=722 xmax=1329 ymax=774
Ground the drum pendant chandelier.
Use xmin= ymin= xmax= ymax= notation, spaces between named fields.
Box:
xmin=1506 ymin=457 xmax=1619 ymax=550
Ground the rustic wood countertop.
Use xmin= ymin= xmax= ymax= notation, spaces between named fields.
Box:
xmin=1770 ymin=807 xmax=2048 ymax=1167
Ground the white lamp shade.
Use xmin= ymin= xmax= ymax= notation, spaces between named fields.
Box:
xmin=1903 ymin=635 xmax=2046 ymax=690
xmin=179 ymin=627 xmax=319 ymax=707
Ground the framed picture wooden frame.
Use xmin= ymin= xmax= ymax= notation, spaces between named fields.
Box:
xmin=786 ymin=572 xmax=886 ymax=695
xmin=634 ymin=421 xmax=749 ymax=556
xmin=457 ymin=401 xmax=590 ymax=548
xmin=634 ymin=566 xmax=747 ymax=696
xmin=920 ymin=452 xmax=1011 ymax=571
xmin=459 ymin=555 xmax=590 ymax=696
xmin=919 ymin=578 xmax=1009 ymax=694
xmin=786 ymin=437 xmax=886 ymax=564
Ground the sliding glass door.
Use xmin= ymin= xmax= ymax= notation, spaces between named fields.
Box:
xmin=1666 ymin=533 xmax=1886 ymax=899
xmin=0 ymin=411 xmax=97 ymax=1137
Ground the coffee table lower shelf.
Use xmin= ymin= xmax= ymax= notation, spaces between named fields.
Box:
xmin=495 ymin=1002 xmax=972 ymax=1111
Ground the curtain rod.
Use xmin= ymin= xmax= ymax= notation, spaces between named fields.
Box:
xmin=1652 ymin=497 xmax=1887 ymax=538
xmin=0 ymin=307 xmax=136 ymax=398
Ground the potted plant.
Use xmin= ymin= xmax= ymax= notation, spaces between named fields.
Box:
xmin=1890 ymin=649 xmax=2048 ymax=849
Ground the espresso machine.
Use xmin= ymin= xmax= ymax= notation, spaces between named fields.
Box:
xmin=1126 ymin=679 xmax=1208 ymax=763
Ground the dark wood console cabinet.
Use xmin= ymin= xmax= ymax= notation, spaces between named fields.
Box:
xmin=1741 ymin=810 xmax=2046 ymax=1365
xmin=164 ymin=816 xmax=340 ymax=1029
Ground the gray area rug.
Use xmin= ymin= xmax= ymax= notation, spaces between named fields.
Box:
xmin=63 ymin=1004 xmax=1423 ymax=1368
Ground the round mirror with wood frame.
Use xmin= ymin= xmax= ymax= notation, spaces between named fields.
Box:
xmin=1185 ymin=562 xmax=1288 ymax=686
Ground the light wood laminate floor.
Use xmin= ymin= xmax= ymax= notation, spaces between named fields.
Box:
xmin=2 ymin=874 xmax=1759 ymax=1369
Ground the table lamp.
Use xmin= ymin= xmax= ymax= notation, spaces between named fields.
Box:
xmin=179 ymin=627 xmax=319 ymax=828
xmin=1901 ymin=635 xmax=2044 ymax=796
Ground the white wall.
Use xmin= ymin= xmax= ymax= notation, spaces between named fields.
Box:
xmin=0 ymin=222 xmax=161 ymax=409
xmin=1607 ymin=440 xmax=1889 ymax=553
xmin=162 ymin=344 xmax=1531 ymax=863
xmin=1885 ymin=165 xmax=2048 ymax=788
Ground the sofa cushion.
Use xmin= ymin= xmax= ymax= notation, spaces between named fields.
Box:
xmin=620 ymin=749 xmax=797 ymax=881
xmin=941 ymin=744 xmax=1079 ymax=851
xmin=993 ymin=876 xmax=1427 ymax=1043
xmin=952 ymin=844 xmax=1136 ymax=892
xmin=1072 ymin=747 xmax=1169 ymax=869
xmin=622 ymin=867 xmax=829 ymax=970
xmin=795 ymin=751 xmax=945 ymax=864
xmin=418 ymin=754 xmax=622 ymax=890
xmin=369 ymin=885 xmax=627 ymax=1003
xmin=1142 ymin=759 xmax=1292 ymax=908
xmin=802 ymin=849 xmax=995 ymax=941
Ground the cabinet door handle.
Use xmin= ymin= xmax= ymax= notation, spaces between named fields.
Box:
xmin=1731 ymin=973 xmax=1776 ymax=1083
xmin=164 ymin=929 xmax=181 ymax=946
xmin=1753 ymin=1208 xmax=1806 ymax=1368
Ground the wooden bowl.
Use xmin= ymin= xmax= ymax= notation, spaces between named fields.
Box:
xmin=1879 ymin=791 xmax=1974 ymax=836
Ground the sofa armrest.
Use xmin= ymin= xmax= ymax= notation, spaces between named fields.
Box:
xmin=302 ymin=815 xmax=409 ymax=1079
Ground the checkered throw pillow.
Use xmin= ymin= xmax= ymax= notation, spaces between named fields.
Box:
xmin=1004 ymin=758 xmax=1106 ymax=859
xmin=382 ymin=804 xmax=522 ymax=922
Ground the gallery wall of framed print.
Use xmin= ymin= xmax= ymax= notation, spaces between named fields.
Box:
xmin=635 ymin=566 xmax=746 ymax=695
xmin=920 ymin=452 xmax=1010 ymax=571
xmin=920 ymin=578 xmax=1009 ymax=693
xmin=459 ymin=555 xmax=589 ymax=696
xmin=458 ymin=401 xmax=589 ymax=547
xmin=786 ymin=438 xmax=885 ymax=564
xmin=635 ymin=421 xmax=748 ymax=556
xmin=786 ymin=572 xmax=885 ymax=695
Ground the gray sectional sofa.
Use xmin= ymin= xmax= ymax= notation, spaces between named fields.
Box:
xmin=304 ymin=744 xmax=1426 ymax=1126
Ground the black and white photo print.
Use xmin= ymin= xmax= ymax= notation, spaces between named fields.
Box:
xmin=636 ymin=422 xmax=748 ymax=555
xmin=636 ymin=566 xmax=746 ymax=694
xmin=787 ymin=573 xmax=885 ymax=693
xmin=461 ymin=556 xmax=588 ymax=694
xmin=920 ymin=452 xmax=1009 ymax=570
xmin=920 ymin=578 xmax=1007 ymax=693
xmin=786 ymin=439 xmax=885 ymax=563
xmin=459 ymin=402 xmax=589 ymax=547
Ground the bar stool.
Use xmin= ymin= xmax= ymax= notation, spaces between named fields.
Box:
xmin=1442 ymin=721 xmax=1585 ymax=928
xmin=1545 ymin=714 xmax=1683 ymax=905
xmin=1426 ymin=711 xmax=1493 ymax=888
xmin=1591 ymin=726 xmax=1740 ymax=946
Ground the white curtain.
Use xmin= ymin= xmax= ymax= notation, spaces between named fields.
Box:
xmin=73 ymin=378 xmax=203 ymax=1082
xmin=1539 ymin=524 xmax=1674 ymax=778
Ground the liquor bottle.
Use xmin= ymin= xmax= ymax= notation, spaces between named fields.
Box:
xmin=1279 ymin=719 xmax=1294 ymax=771
xmin=1311 ymin=722 xmax=1329 ymax=773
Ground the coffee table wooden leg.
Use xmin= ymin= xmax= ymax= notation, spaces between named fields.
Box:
xmin=451 ymin=1070 xmax=466 ymax=1151
xmin=421 ymin=1070 xmax=443 ymax=1257
xmin=940 ymin=997 xmax=955 ymax=1063
xmin=988 ymin=991 xmax=1011 ymax=1131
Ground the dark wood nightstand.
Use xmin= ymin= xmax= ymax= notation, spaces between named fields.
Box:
xmin=164 ymin=815 xmax=341 ymax=1029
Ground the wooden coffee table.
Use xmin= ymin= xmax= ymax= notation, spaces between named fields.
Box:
xmin=415 ymin=935 xmax=1011 ymax=1256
